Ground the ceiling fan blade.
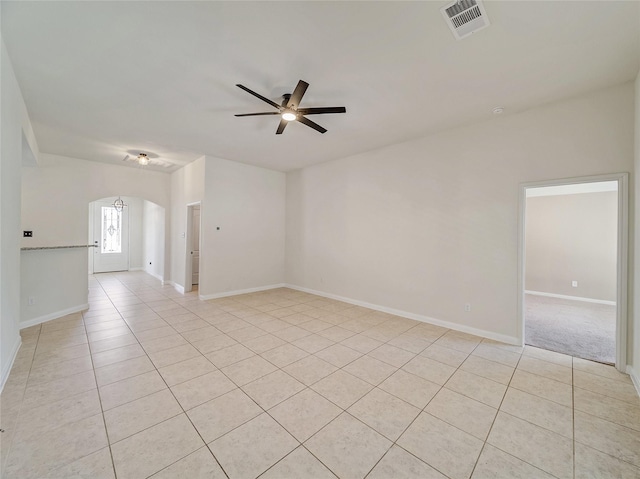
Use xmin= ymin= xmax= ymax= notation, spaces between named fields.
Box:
xmin=276 ymin=118 xmax=288 ymax=135
xmin=287 ymin=80 xmax=309 ymax=109
xmin=297 ymin=107 xmax=346 ymax=115
xmin=236 ymin=84 xmax=282 ymax=110
xmin=297 ymin=115 xmax=327 ymax=134
xmin=235 ymin=112 xmax=281 ymax=117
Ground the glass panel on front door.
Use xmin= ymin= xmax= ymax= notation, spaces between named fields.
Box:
xmin=101 ymin=206 xmax=122 ymax=254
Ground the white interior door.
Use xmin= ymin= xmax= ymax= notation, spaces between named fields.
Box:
xmin=191 ymin=206 xmax=200 ymax=285
xmin=93 ymin=200 xmax=129 ymax=273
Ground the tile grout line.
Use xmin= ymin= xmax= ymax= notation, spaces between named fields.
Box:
xmin=467 ymin=341 xmax=520 ymax=479
xmin=6 ymin=271 xmax=636 ymax=478
xmin=99 ymin=273 xmax=232 ymax=479
xmin=154 ymin=283 xmax=565 ymax=476
xmin=87 ymin=274 xmax=124 ymax=479
xmin=469 ymin=349 xmax=569 ymax=479
xmin=1 ymin=323 xmax=42 ymax=476
xmin=366 ymin=338 xmax=490 ymax=479
xmin=96 ymin=283 xmax=507 ymax=478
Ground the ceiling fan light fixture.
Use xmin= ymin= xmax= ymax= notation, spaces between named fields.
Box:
xmin=281 ymin=111 xmax=297 ymax=122
xmin=235 ymin=80 xmax=344 ymax=134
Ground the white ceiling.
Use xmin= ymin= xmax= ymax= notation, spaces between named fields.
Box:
xmin=2 ymin=1 xmax=639 ymax=172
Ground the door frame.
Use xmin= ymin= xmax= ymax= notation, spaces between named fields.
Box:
xmin=184 ymin=202 xmax=202 ymax=294
xmin=91 ymin=198 xmax=131 ymax=274
xmin=517 ymin=172 xmax=628 ymax=372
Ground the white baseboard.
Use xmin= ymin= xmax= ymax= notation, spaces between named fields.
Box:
xmin=19 ymin=303 xmax=89 ymax=329
xmin=627 ymin=366 xmax=640 ymax=398
xmin=0 ymin=335 xmax=22 ymax=394
xmin=128 ymin=267 xmax=144 ymax=272
xmin=165 ymin=281 xmax=185 ymax=295
xmin=525 ymin=290 xmax=616 ymax=306
xmin=199 ymin=283 xmax=286 ymax=301
xmin=285 ymin=284 xmax=520 ymax=346
xmin=144 ymin=269 xmax=164 ymax=283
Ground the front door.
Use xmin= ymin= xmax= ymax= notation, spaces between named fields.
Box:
xmin=93 ymin=200 xmax=129 ymax=273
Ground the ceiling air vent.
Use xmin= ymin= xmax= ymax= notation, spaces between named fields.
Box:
xmin=441 ymin=0 xmax=490 ymax=40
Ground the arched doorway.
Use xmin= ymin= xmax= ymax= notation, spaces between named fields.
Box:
xmin=88 ymin=196 xmax=166 ymax=280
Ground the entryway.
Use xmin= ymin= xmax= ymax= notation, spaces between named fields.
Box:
xmin=519 ymin=174 xmax=628 ymax=370
xmin=91 ymin=198 xmax=129 ymax=273
xmin=88 ymin=196 xmax=166 ymax=280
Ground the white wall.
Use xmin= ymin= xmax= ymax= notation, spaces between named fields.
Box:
xmin=633 ymin=70 xmax=640 ymax=385
xmin=200 ymin=156 xmax=286 ymax=298
xmin=170 ymin=156 xmax=205 ymax=291
xmin=143 ymin=200 xmax=165 ymax=281
xmin=0 ymin=38 xmax=40 ymax=389
xmin=21 ymin=249 xmax=89 ymax=326
xmin=286 ymin=83 xmax=634 ymax=345
xmin=20 ymin=155 xmax=170 ymax=327
xmin=22 ymin=154 xmax=170 ymax=247
xmin=128 ymin=197 xmax=143 ymax=270
xmin=525 ymin=191 xmax=618 ymax=301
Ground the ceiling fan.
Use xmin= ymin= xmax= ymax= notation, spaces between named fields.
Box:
xmin=234 ymin=80 xmax=346 ymax=135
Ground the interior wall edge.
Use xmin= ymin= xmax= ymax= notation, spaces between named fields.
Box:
xmin=19 ymin=303 xmax=88 ymax=329
xmin=143 ymin=269 xmax=164 ymax=283
xmin=0 ymin=335 xmax=22 ymax=394
xmin=627 ymin=365 xmax=640 ymax=397
xmin=164 ymin=280 xmax=185 ymax=295
xmin=284 ymin=283 xmax=520 ymax=346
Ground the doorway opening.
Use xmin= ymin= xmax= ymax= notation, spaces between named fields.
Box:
xmin=90 ymin=198 xmax=130 ymax=273
xmin=184 ymin=203 xmax=201 ymax=293
xmin=519 ymin=174 xmax=628 ymax=370
xmin=88 ymin=196 xmax=166 ymax=280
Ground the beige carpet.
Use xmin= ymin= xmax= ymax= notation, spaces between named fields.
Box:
xmin=525 ymin=294 xmax=616 ymax=364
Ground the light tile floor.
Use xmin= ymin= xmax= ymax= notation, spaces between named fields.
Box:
xmin=1 ymin=271 xmax=639 ymax=479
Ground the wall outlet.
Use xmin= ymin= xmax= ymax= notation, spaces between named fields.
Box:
xmin=571 ymin=281 xmax=578 ymax=288
xmin=28 ymin=296 xmax=35 ymax=306
xmin=464 ymin=304 xmax=471 ymax=312
xmin=23 ymin=231 xmax=33 ymax=237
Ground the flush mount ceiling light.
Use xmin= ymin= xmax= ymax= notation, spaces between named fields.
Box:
xmin=121 ymin=152 xmax=174 ymax=170
xmin=492 ymin=107 xmax=504 ymax=114
xmin=235 ymin=79 xmax=346 ymax=134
